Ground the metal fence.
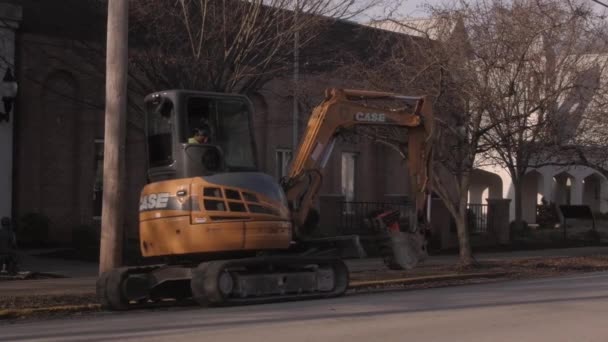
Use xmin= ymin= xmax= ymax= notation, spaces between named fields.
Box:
xmin=338 ymin=201 xmax=413 ymax=235
xmin=338 ymin=201 xmax=489 ymax=236
xmin=467 ymin=204 xmax=489 ymax=234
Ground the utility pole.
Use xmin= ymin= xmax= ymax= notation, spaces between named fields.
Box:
xmin=292 ymin=0 xmax=300 ymax=153
xmin=99 ymin=0 xmax=129 ymax=275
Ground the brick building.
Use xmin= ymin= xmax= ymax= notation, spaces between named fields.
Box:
xmin=4 ymin=0 xmax=421 ymax=245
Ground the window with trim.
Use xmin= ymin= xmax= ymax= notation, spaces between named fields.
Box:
xmin=276 ymin=148 xmax=292 ymax=180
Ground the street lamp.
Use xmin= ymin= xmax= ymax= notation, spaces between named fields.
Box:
xmin=0 ymin=68 xmax=18 ymax=123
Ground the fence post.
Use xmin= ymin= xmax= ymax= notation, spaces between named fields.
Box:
xmin=319 ymin=194 xmax=345 ymax=236
xmin=430 ymin=198 xmax=456 ymax=250
xmin=487 ymin=199 xmax=512 ymax=245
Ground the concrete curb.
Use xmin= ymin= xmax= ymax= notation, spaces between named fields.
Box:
xmin=348 ymin=272 xmax=510 ymax=288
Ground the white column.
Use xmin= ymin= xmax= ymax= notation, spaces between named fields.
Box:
xmin=600 ymin=177 xmax=608 ymax=213
xmin=469 ymin=184 xmax=484 ymax=204
xmin=479 ymin=165 xmax=514 ymax=221
xmin=501 ymin=173 xmax=515 ymax=222
xmin=540 ymin=171 xmax=554 ymax=203
xmin=0 ymin=4 xmax=21 ymax=221
xmin=571 ymin=176 xmax=584 ymax=205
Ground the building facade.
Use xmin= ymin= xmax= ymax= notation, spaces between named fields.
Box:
xmin=473 ymin=163 xmax=608 ymax=224
xmin=7 ymin=1 xmax=416 ymax=244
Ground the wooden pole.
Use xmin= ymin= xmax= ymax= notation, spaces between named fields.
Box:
xmin=99 ymin=0 xmax=129 ymax=275
xmin=292 ymin=0 xmax=299 ymax=153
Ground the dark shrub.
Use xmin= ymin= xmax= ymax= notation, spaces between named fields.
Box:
xmin=17 ymin=213 xmax=50 ymax=248
xmin=71 ymin=224 xmax=100 ymax=249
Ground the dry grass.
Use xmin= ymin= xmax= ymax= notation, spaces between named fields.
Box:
xmin=349 ymin=255 xmax=608 ymax=282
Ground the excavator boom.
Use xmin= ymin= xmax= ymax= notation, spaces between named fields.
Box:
xmin=284 ymin=88 xmax=434 ymax=237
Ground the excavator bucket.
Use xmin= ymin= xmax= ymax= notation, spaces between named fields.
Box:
xmin=385 ymin=229 xmax=428 ymax=270
xmin=367 ymin=209 xmax=428 ymax=270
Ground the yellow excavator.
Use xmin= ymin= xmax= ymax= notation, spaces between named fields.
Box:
xmin=96 ymin=88 xmax=434 ymax=309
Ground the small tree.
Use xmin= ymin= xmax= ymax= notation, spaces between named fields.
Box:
xmin=352 ymin=9 xmax=498 ymax=266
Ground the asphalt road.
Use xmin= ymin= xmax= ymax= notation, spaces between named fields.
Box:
xmin=4 ymin=272 xmax=608 ymax=342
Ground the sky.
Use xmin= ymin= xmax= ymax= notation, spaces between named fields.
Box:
xmin=401 ymin=0 xmax=443 ymax=17
xmin=378 ymin=0 xmax=608 ymax=19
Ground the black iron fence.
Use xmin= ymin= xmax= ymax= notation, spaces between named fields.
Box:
xmin=337 ymin=201 xmax=490 ymax=236
xmin=338 ymin=201 xmax=413 ymax=235
xmin=467 ymin=204 xmax=488 ymax=234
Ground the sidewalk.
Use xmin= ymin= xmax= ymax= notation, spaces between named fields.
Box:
xmin=0 ymin=277 xmax=97 ymax=297
xmin=0 ymin=250 xmax=99 ymax=297
xmin=3 ymin=246 xmax=608 ymax=298
xmin=17 ymin=249 xmax=98 ymax=278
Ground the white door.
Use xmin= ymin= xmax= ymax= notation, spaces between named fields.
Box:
xmin=276 ymin=149 xmax=292 ymax=180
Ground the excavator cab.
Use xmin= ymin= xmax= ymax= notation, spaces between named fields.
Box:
xmin=144 ymin=90 xmax=258 ymax=182
xmin=140 ymin=90 xmax=291 ymax=260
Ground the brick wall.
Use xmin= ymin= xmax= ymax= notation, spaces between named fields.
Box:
xmin=15 ymin=33 xmax=106 ymax=243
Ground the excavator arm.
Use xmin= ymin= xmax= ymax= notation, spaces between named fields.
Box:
xmin=282 ymin=88 xmax=434 ymax=238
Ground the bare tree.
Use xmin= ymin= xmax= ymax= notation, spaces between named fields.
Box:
xmin=14 ymin=0 xmax=392 ymax=129
xmin=340 ymin=10 xmax=494 ymax=266
xmin=542 ymin=17 xmax=608 ymax=179
xmin=127 ymin=0 xmax=389 ymax=100
xmin=336 ymin=0 xmax=608 ymax=264
xmin=289 ymin=12 xmax=482 ymax=265
xmin=388 ymin=0 xmax=608 ymax=242
xmin=449 ymin=0 xmax=608 ymax=230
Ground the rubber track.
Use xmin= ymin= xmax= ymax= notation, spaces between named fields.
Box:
xmin=97 ymin=264 xmax=164 ymax=311
xmin=194 ymin=256 xmax=349 ymax=306
xmin=99 ymin=257 xmax=349 ymax=310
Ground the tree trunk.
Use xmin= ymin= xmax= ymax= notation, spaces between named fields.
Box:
xmin=456 ymin=203 xmax=474 ymax=266
xmin=513 ymin=178 xmax=524 ymax=231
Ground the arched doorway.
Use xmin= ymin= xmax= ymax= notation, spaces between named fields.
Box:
xmin=553 ymin=172 xmax=574 ymax=205
xmin=468 ymin=169 xmax=503 ymax=204
xmin=583 ymin=173 xmax=603 ymax=213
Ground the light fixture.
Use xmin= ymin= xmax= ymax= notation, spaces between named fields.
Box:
xmin=0 ymin=68 xmax=18 ymax=123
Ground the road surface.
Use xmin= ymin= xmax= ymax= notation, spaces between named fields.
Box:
xmin=4 ymin=272 xmax=608 ymax=341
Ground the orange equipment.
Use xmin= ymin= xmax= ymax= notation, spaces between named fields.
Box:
xmin=97 ymin=88 xmax=434 ymax=309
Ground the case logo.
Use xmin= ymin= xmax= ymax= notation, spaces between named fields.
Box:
xmin=140 ymin=193 xmax=170 ymax=211
xmin=355 ymin=112 xmax=386 ymax=122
